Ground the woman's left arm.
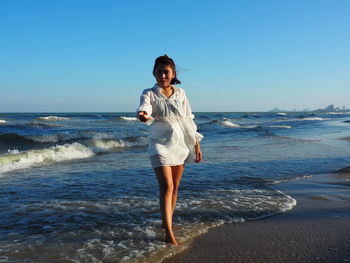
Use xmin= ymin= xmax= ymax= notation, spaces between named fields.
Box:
xmin=194 ymin=141 xmax=202 ymax=163
xmin=182 ymin=89 xmax=203 ymax=162
xmin=182 ymin=90 xmax=204 ymax=142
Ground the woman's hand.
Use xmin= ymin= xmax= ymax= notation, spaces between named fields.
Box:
xmin=137 ymin=111 xmax=152 ymax=122
xmin=195 ymin=143 xmax=202 ymax=163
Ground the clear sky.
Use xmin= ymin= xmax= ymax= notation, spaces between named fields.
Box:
xmin=1 ymin=0 xmax=349 ymax=112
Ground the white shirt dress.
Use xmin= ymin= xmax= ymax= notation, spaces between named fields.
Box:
xmin=137 ymin=84 xmax=203 ymax=168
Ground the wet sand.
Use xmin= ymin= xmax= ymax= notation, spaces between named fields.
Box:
xmin=163 ymin=168 xmax=350 ymax=263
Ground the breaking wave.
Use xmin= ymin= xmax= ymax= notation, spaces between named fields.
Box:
xmin=120 ymin=116 xmax=138 ymax=121
xmin=326 ymin=112 xmax=350 ymax=115
xmin=0 ymin=133 xmax=37 ymax=145
xmin=205 ymin=119 xmax=241 ymax=128
xmin=0 ymin=119 xmax=6 ymax=124
xmin=300 ymin=117 xmax=329 ymax=121
xmin=111 ymin=116 xmax=139 ymax=122
xmin=0 ymin=133 xmax=77 ymax=145
xmin=267 ymin=125 xmax=292 ymax=129
xmin=0 ymin=137 xmax=147 ymax=174
xmin=85 ymin=137 xmax=147 ymax=153
xmin=0 ymin=131 xmax=147 ymax=146
xmin=27 ymin=133 xmax=77 ymax=143
xmin=220 ymin=119 xmax=241 ymax=128
xmin=0 ymin=143 xmax=94 ymax=174
xmin=203 ymin=119 xmax=259 ymax=129
xmin=37 ymin=116 xmax=70 ymax=121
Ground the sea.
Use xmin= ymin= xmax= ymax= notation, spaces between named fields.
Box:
xmin=1 ymin=111 xmax=350 ymax=262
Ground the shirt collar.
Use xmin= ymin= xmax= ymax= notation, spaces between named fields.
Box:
xmin=153 ymin=83 xmax=177 ymax=97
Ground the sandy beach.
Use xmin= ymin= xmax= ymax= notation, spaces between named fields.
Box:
xmin=164 ymin=167 xmax=350 ymax=263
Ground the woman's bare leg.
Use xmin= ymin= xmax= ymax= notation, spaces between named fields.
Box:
xmin=154 ymin=166 xmax=178 ymax=245
xmin=170 ymin=165 xmax=184 ymax=215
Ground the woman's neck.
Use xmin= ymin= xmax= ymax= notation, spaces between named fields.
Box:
xmin=160 ymin=85 xmax=174 ymax=98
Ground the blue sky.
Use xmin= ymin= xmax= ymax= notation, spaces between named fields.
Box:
xmin=1 ymin=0 xmax=349 ymax=112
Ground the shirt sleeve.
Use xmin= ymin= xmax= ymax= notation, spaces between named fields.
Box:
xmin=137 ymin=89 xmax=152 ymax=116
xmin=182 ymin=90 xmax=204 ymax=143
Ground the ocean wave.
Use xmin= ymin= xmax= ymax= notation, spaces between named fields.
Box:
xmin=30 ymin=130 xmax=121 ymax=142
xmin=0 ymin=142 xmax=94 ymax=174
xmin=28 ymin=133 xmax=78 ymax=143
xmin=0 ymin=133 xmax=34 ymax=145
xmin=111 ymin=116 xmax=139 ymax=122
xmin=120 ymin=116 xmax=138 ymax=121
xmin=0 ymin=133 xmax=75 ymax=145
xmin=326 ymin=112 xmax=350 ymax=115
xmin=205 ymin=119 xmax=241 ymax=128
xmin=202 ymin=119 xmax=260 ymax=129
xmin=3 ymin=188 xmax=296 ymax=262
xmin=30 ymin=122 xmax=62 ymax=128
xmin=267 ymin=125 xmax=292 ymax=129
xmin=272 ymin=117 xmax=330 ymax=123
xmin=241 ymin=114 xmax=260 ymax=119
xmin=79 ymin=130 xmax=117 ymax=140
xmin=0 ymin=130 xmax=148 ymax=149
xmin=221 ymin=119 xmax=241 ymax=128
xmin=78 ymin=189 xmax=295 ymax=262
xmin=7 ymin=149 xmax=20 ymax=154
xmin=276 ymin=112 xmax=287 ymax=116
xmin=0 ymin=119 xmax=6 ymax=124
xmin=0 ymin=136 xmax=148 ymax=174
xmin=269 ymin=174 xmax=314 ymax=184
xmin=85 ymin=137 xmax=147 ymax=152
xmin=300 ymin=117 xmax=329 ymax=121
xmin=221 ymin=120 xmax=258 ymax=129
xmin=37 ymin=116 xmax=70 ymax=121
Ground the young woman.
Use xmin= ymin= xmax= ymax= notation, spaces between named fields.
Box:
xmin=137 ymin=55 xmax=203 ymax=245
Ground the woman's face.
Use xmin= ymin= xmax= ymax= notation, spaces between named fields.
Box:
xmin=154 ymin=64 xmax=175 ymax=88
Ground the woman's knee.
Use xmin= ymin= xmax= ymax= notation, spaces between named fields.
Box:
xmin=164 ymin=182 xmax=174 ymax=196
xmin=173 ymin=183 xmax=180 ymax=193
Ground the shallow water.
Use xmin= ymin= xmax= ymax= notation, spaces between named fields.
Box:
xmin=1 ymin=111 xmax=350 ymax=262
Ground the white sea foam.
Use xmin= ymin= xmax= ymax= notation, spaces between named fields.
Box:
xmin=38 ymin=188 xmax=296 ymax=263
xmin=276 ymin=112 xmax=287 ymax=116
xmin=270 ymin=174 xmax=314 ymax=184
xmin=0 ymin=136 xmax=148 ymax=174
xmin=28 ymin=133 xmax=77 ymax=143
xmin=80 ymin=130 xmax=117 ymax=140
xmin=7 ymin=149 xmax=20 ymax=154
xmin=220 ymin=119 xmax=241 ymax=128
xmin=120 ymin=116 xmax=138 ymax=121
xmin=0 ymin=119 xmax=6 ymax=124
xmin=301 ymin=117 xmax=329 ymax=121
xmin=37 ymin=116 xmax=69 ymax=121
xmin=218 ymin=119 xmax=259 ymax=129
xmin=268 ymin=125 xmax=292 ymax=129
xmin=274 ymin=117 xmax=330 ymax=123
xmin=326 ymin=112 xmax=350 ymax=115
xmin=85 ymin=138 xmax=147 ymax=153
xmin=0 ymin=186 xmax=297 ymax=262
xmin=0 ymin=142 xmax=94 ymax=174
xmin=28 ymin=131 xmax=123 ymax=143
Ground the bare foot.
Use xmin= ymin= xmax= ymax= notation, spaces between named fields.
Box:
xmin=165 ymin=231 xmax=179 ymax=246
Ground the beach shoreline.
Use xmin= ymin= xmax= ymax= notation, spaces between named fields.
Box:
xmin=163 ymin=167 xmax=350 ymax=263
xmin=1 ymin=113 xmax=350 ymax=262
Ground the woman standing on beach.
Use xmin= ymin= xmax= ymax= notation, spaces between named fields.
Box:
xmin=137 ymin=55 xmax=203 ymax=245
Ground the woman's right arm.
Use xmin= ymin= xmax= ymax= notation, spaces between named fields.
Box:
xmin=137 ymin=89 xmax=153 ymax=122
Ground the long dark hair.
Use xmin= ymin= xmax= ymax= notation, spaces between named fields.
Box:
xmin=152 ymin=55 xmax=181 ymax=85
